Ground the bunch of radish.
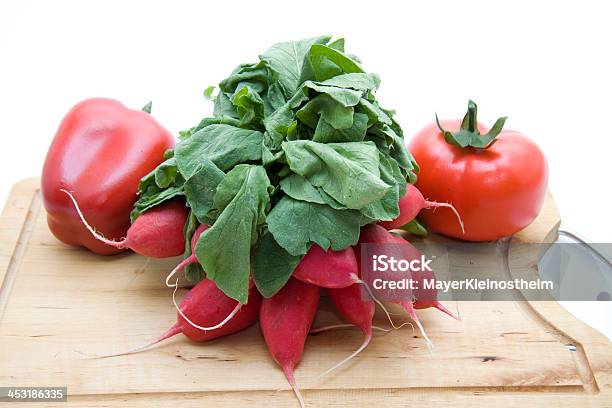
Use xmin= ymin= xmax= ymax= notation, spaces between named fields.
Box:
xmin=65 ymin=181 xmax=462 ymax=408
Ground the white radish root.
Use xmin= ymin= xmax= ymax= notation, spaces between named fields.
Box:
xmin=165 ymin=256 xmax=196 ymax=287
xmin=351 ymin=274 xmax=434 ymax=351
xmin=172 ymin=279 xmax=242 ymax=331
xmin=61 ymin=189 xmax=126 ymax=247
xmin=318 ymin=331 xmax=372 ymax=379
xmin=95 ymin=324 xmax=181 ymax=358
xmin=283 ymin=366 xmax=305 ymax=408
xmin=403 ymin=301 xmax=434 ymax=351
xmin=424 ymin=199 xmax=465 ymax=234
xmin=433 ymin=301 xmax=461 ymax=321
xmin=415 ymin=319 xmax=434 ymax=352
xmin=350 ymin=274 xmax=407 ymax=330
xmin=310 ymin=324 xmax=392 ymax=334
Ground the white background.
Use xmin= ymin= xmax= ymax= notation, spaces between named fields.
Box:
xmin=0 ymin=1 xmax=610 ymax=337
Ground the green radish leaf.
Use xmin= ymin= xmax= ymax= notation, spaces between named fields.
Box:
xmin=359 ymin=98 xmax=392 ymax=126
xmin=213 ymin=91 xmax=239 ymax=118
xmin=307 ymin=44 xmax=364 ymax=81
xmin=196 ymin=116 xmax=244 ymax=132
xmin=359 ymin=186 xmax=399 ymax=222
xmin=379 ymin=150 xmax=407 ymax=196
xmin=163 ymin=148 xmax=175 ymax=160
xmin=371 ymin=125 xmax=412 ymax=166
xmin=401 ymin=219 xmax=428 ymax=236
xmin=303 ymin=81 xmax=362 ymax=107
xmin=175 ymin=124 xmax=263 ymax=178
xmin=267 ymin=196 xmax=361 ymax=256
xmin=264 ymin=82 xmax=287 ymax=114
xmin=296 ymin=94 xmax=354 ymax=129
xmin=232 ymin=84 xmax=264 ymax=126
xmin=313 ymin=112 xmax=368 ymax=143
xmin=183 ymin=210 xmax=206 ymax=283
xmin=262 ymin=90 xmax=309 ymax=165
xmin=203 ymin=86 xmax=216 ymax=100
xmin=195 ymin=165 xmax=270 ymax=304
xmin=360 ymin=152 xmax=403 ymax=221
xmin=282 ymin=140 xmax=390 ymax=209
xmin=131 ymin=184 xmax=184 ymax=222
xmin=316 ymin=187 xmax=348 ymax=210
xmin=316 ymin=72 xmax=380 ymax=91
xmin=328 ymin=38 xmax=345 ymax=52
xmin=179 ymin=116 xmax=245 ymax=141
xmin=280 ymin=173 xmax=347 ymax=209
xmin=153 ymin=157 xmax=178 ymax=189
xmin=298 ymin=74 xmax=379 ymax=114
xmin=279 ymin=173 xmax=327 ymax=205
xmin=260 ymin=35 xmax=331 ymax=98
xmin=253 ymin=232 xmax=303 ymax=298
xmin=131 ymin=157 xmax=184 ymax=221
xmin=369 ymin=123 xmax=418 ymax=183
xmin=219 ymin=62 xmax=268 ymax=95
xmin=184 ymin=159 xmax=225 ymax=223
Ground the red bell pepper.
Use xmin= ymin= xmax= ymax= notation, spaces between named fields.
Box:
xmin=41 ymin=98 xmax=175 ymax=254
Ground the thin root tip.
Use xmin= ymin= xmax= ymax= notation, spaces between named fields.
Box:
xmin=173 ymin=281 xmax=242 ymax=332
xmin=356 ymin=280 xmax=402 ymax=330
xmin=60 ymin=188 xmax=125 ymax=247
xmin=94 ymin=324 xmax=181 ymax=359
xmin=93 ymin=345 xmax=150 ymax=359
xmin=425 ymin=200 xmax=465 ymax=235
xmin=435 ymin=302 xmax=461 ymax=321
xmin=319 ymin=332 xmax=371 ymax=379
xmin=283 ymin=367 xmax=305 ymax=408
xmin=165 ymin=256 xmax=196 ymax=288
xmin=415 ymin=319 xmax=434 ymax=351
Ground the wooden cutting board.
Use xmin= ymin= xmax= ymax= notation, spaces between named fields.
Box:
xmin=0 ymin=178 xmax=610 ymax=407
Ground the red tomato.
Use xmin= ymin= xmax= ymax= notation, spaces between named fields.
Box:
xmin=408 ymin=101 xmax=548 ymax=241
xmin=42 ymin=98 xmax=174 ymax=254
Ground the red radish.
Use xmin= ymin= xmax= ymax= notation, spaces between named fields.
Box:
xmin=379 ymin=183 xmax=464 ymax=233
xmin=357 ymin=224 xmax=433 ymax=349
xmin=412 ymin=265 xmax=459 ymax=321
xmin=397 ymin=300 xmax=432 ymax=349
xmin=293 ymin=245 xmax=357 ymax=288
xmin=174 ymin=280 xmax=260 ymax=338
xmin=164 ymin=224 xmax=253 ymax=336
xmin=62 ymin=189 xmax=188 ymax=258
xmin=105 ymin=279 xmax=262 ymax=357
xmin=375 ymin=212 xmax=459 ymax=321
xmin=356 ymin=224 xmax=415 ymax=303
xmin=365 ymin=225 xmax=458 ymax=320
xmin=260 ymin=278 xmax=319 ymax=408
xmin=323 ymin=284 xmax=374 ymax=375
xmin=165 ymin=224 xmax=210 ymax=287
xmin=293 ymin=244 xmax=397 ymax=329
